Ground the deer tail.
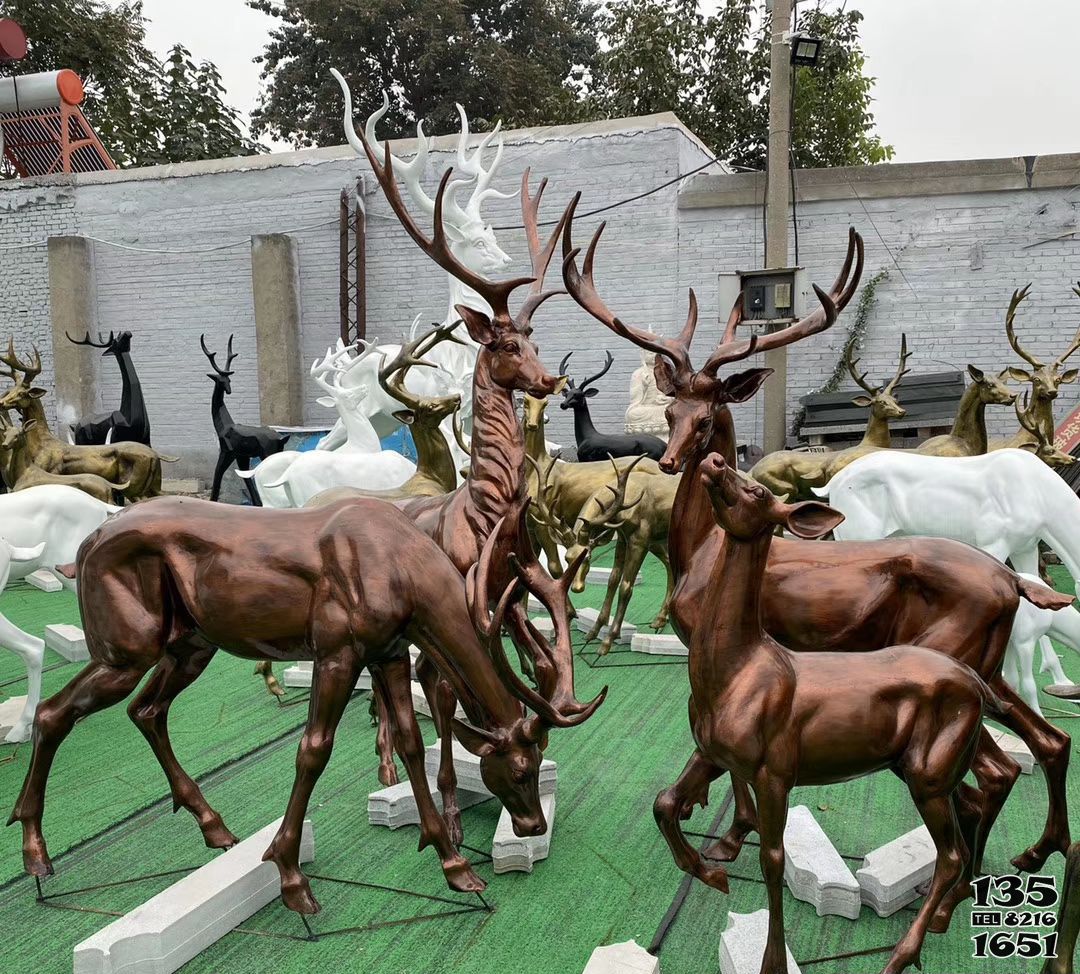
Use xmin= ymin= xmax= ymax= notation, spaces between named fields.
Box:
xmin=8 ymin=541 xmax=46 ymax=563
xmin=1017 ymin=575 xmax=1073 ymax=611
xmin=235 ymin=468 xmax=259 ymax=480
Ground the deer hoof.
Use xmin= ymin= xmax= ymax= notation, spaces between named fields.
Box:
xmin=201 ymin=816 xmax=239 ymax=850
xmin=280 ymin=877 xmax=321 ymax=915
xmin=444 ymin=857 xmax=486 ymax=894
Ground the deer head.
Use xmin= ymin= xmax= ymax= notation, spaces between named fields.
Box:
xmin=339 ymin=76 xmax=571 ymax=399
xmin=0 ymin=415 xmax=28 ymax=451
xmin=967 ymin=363 xmax=1017 ymax=407
xmin=0 ymin=340 xmax=45 ymax=414
xmin=522 ymin=394 xmax=550 ymax=437
xmin=311 ymin=339 xmax=384 ymax=414
xmin=563 ymin=201 xmax=864 ymax=473
xmin=67 ymin=330 xmax=132 ymax=357
xmin=378 ymin=321 xmax=466 ymax=427
xmin=847 ymin=333 xmax=910 ymax=421
xmin=700 ymin=453 xmax=844 ymax=542
xmin=1014 ymin=395 xmax=1077 ymax=468
xmin=1002 ymin=284 xmax=1080 ymax=406
xmin=558 ymin=350 xmax=614 ymax=413
xmin=200 ymin=334 xmax=239 ymax=395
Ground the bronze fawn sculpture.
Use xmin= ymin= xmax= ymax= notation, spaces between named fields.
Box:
xmin=0 ymin=340 xmax=174 ymax=502
xmin=750 ymin=333 xmax=911 ymax=500
xmin=67 ymin=330 xmax=152 ymax=445
xmin=8 ymin=495 xmax=601 ymax=915
xmin=563 ymin=211 xmax=1075 ymax=875
xmin=656 ymin=453 xmax=1009 ymax=974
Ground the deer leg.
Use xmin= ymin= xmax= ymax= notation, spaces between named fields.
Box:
xmin=369 ymin=678 xmax=399 ymax=787
xmin=0 ymin=613 xmax=44 ymax=744
xmin=1043 ymin=843 xmax=1080 ymax=974
xmin=991 ymin=677 xmax=1072 ymax=871
xmin=373 ymin=657 xmax=485 ymax=894
xmin=417 ymin=654 xmax=463 ymax=847
xmin=752 ymin=773 xmax=792 ymax=974
xmin=8 ymin=659 xmax=149 ymax=877
xmin=599 ymin=537 xmax=647 ymax=655
xmin=585 ymin=537 xmax=625 ymax=646
xmin=653 ymin=750 xmax=730 ymax=892
xmin=235 ymin=455 xmax=262 ymax=507
xmin=209 ymin=450 xmax=232 ymax=503
xmin=649 ymin=544 xmax=675 ymax=631
xmin=702 ymin=777 xmax=758 ymax=863
xmin=254 ymin=659 xmax=285 ymax=699
xmin=127 ymin=642 xmax=238 ymax=850
xmin=263 ymin=648 xmax=360 ymax=915
xmin=1038 ymin=635 xmax=1073 ymax=686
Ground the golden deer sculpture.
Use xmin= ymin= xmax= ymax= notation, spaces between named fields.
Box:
xmin=913 ymin=364 xmax=1016 ymax=457
xmin=750 ymin=334 xmax=911 ymax=500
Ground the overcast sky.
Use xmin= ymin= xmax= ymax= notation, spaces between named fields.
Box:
xmin=136 ymin=0 xmax=1080 ymax=163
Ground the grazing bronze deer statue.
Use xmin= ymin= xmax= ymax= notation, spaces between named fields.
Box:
xmin=1013 ymin=395 xmax=1077 ymax=468
xmin=67 ymin=330 xmax=152 ymax=445
xmin=993 ymin=284 xmax=1080 ymax=454
xmin=563 ymin=209 xmax=1074 ymax=876
xmin=0 ymin=340 xmax=173 ymax=502
xmin=8 ymin=495 xmax=601 ymax=915
xmin=750 ymin=334 xmax=911 ymax=500
xmin=656 ymin=453 xmax=1011 ymax=974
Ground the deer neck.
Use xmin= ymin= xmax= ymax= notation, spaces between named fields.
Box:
xmin=19 ymin=400 xmax=53 ymax=451
xmin=210 ymin=386 xmax=233 ymax=439
xmin=861 ymin=409 xmax=892 ymax=448
xmin=670 ymin=408 xmax=737 ymax=577
xmin=571 ymin=401 xmax=598 ymax=447
xmin=691 ymin=519 xmax=777 ymax=704
xmin=339 ymin=404 xmax=381 ymax=452
xmin=524 ymin=418 xmax=549 ymax=465
xmin=950 ymin=385 xmax=989 ymax=453
xmin=0 ymin=441 xmax=25 ymax=483
xmin=116 ymin=352 xmax=143 ymax=418
xmin=413 ymin=418 xmax=458 ymax=491
xmin=463 ymin=352 xmax=527 ymax=537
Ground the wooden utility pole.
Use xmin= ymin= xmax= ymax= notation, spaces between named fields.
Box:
xmin=762 ymin=0 xmax=794 ymax=453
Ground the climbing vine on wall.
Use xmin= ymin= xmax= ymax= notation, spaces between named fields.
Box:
xmin=789 ymin=268 xmax=889 ymax=439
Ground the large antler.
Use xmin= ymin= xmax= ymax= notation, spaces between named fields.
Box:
xmin=378 ymin=321 xmax=467 ymax=412
xmin=562 ymin=198 xmax=699 ymax=375
xmin=525 ymin=455 xmax=576 ymax=548
xmin=310 ymin=338 xmax=383 ymax=400
xmin=844 ymin=339 xmax=876 ymax=395
xmin=515 ymin=171 xmax=572 ymax=334
xmin=884 ymin=333 xmax=912 ymax=395
xmin=1005 ymin=285 xmax=1043 ymax=368
xmin=446 ymin=104 xmax=515 ymax=224
xmin=200 ymin=334 xmax=238 ymax=376
xmin=66 ymin=331 xmax=115 ymax=349
xmin=1055 ymin=283 xmax=1080 ymax=367
xmin=0 ymin=339 xmax=42 ymax=385
xmin=579 ymin=350 xmax=614 ymax=392
xmin=580 ymin=455 xmax=647 ymax=540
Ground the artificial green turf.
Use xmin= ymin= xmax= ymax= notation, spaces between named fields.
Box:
xmin=0 ymin=553 xmax=1076 ymax=973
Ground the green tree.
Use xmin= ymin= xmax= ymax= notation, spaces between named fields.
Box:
xmin=0 ymin=0 xmax=261 ymax=169
xmin=247 ymin=0 xmax=601 ymax=147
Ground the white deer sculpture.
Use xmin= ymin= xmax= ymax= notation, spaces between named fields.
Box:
xmin=326 ymin=70 xmax=515 ymax=476
xmin=0 ymin=484 xmax=119 ymax=742
xmin=817 ymin=448 xmax=1080 ymax=706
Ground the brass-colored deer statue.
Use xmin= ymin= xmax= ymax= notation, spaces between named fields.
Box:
xmin=914 ymin=363 xmax=1016 ymax=457
xmin=750 ymin=334 xmax=911 ymax=500
xmin=1013 ymin=395 xmax=1077 ymax=468
xmin=992 ymin=284 xmax=1080 ymax=458
xmin=0 ymin=340 xmax=175 ymax=502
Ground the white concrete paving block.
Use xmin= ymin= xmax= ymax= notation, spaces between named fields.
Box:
xmin=45 ymin=624 xmax=89 ymax=662
xmin=410 ymin=683 xmax=465 ymax=720
xmin=25 ymin=569 xmax=62 ymax=593
xmin=281 ymin=661 xmax=371 ymax=692
xmin=630 ymin=633 xmax=687 ymax=657
xmin=985 ymin=723 xmax=1036 ymax=774
xmin=528 ymin=614 xmax=556 ymax=639
xmin=492 ymin=791 xmax=556 ymax=874
xmin=584 ymin=567 xmax=641 ymax=587
xmin=367 ymin=776 xmax=490 ymax=830
xmin=72 ymin=817 xmax=314 ymax=974
xmin=0 ymin=696 xmax=29 ymax=741
xmin=582 ymin=940 xmax=659 ymax=974
xmin=574 ymin=606 xmax=636 ymax=644
xmin=719 ymin=910 xmax=801 ymax=974
xmin=424 ymin=738 xmax=557 ymax=796
xmin=782 ymin=805 xmax=861 ymax=919
xmin=856 ymin=825 xmax=936 ymax=918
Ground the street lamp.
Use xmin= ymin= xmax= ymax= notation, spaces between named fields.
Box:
xmin=789 ymin=32 xmax=823 ymax=67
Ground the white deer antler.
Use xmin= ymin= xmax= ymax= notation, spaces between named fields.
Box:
xmin=445 ymin=104 xmax=516 ymax=224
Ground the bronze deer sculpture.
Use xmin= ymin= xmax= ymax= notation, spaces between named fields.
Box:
xmin=343 ymin=95 xmax=604 ymax=836
xmin=0 ymin=341 xmax=174 ymax=502
xmin=750 ymin=334 xmax=911 ymax=500
xmin=993 ymin=284 xmax=1080 ymax=454
xmin=8 ymin=495 xmax=600 ymax=915
xmin=656 ymin=453 xmax=1012 ymax=974
xmin=562 ymin=210 xmax=1075 ymax=877
xmin=1013 ymin=395 xmax=1077 ymax=468
xmin=914 ymin=364 xmax=1016 ymax=456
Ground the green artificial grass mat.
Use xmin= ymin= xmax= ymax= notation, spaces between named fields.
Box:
xmin=0 ymin=552 xmax=1076 ymax=974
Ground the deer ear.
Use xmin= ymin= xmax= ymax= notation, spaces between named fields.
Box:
xmin=1017 ymin=441 xmax=1039 ymax=454
xmin=967 ymin=364 xmax=986 ymax=383
xmin=851 ymin=395 xmax=873 ymax=408
xmin=455 ymin=305 xmax=497 ymax=346
xmin=584 ymin=387 xmax=599 ymax=398
xmin=29 ymin=388 xmax=47 ymax=400
xmin=784 ymin=500 xmax=845 ymax=540
xmin=1061 ymin=369 xmax=1079 ymax=384
xmin=1002 ymin=366 xmax=1031 ymax=383
xmin=653 ymin=358 xmax=677 ymax=396
xmin=720 ymin=368 xmax=774 ymax=404
xmin=392 ymin=409 xmax=416 ymax=425
xmin=451 ymin=718 xmax=500 ymax=758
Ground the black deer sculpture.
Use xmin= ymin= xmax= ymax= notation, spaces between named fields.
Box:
xmin=201 ymin=334 xmax=289 ymax=505
xmin=67 ymin=330 xmax=152 ymax=445
xmin=559 ymin=351 xmax=666 ymax=462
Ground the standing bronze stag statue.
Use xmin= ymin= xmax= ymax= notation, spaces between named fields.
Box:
xmin=562 ymin=209 xmax=1074 ymax=878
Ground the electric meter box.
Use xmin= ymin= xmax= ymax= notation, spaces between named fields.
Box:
xmin=717 ymin=267 xmax=809 ymax=330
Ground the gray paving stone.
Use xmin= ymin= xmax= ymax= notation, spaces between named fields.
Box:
xmin=45 ymin=623 xmax=89 ymax=662
xmin=783 ymin=805 xmax=861 ymax=919
xmin=856 ymin=825 xmax=936 ymax=918
xmin=367 ymin=776 xmax=489 ymax=829
xmin=25 ymin=569 xmax=62 ymax=593
xmin=582 ymin=940 xmax=659 ymax=974
xmin=630 ymin=633 xmax=687 ymax=656
xmin=73 ymin=817 xmax=314 ymax=974
xmin=574 ymin=606 xmax=636 ymax=643
xmin=719 ymin=910 xmax=801 ymax=974
xmin=584 ymin=567 xmax=640 ymax=587
xmin=0 ymin=695 xmax=27 ymax=741
xmin=282 ymin=661 xmax=371 ymax=691
xmin=492 ymin=791 xmax=556 ymax=874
